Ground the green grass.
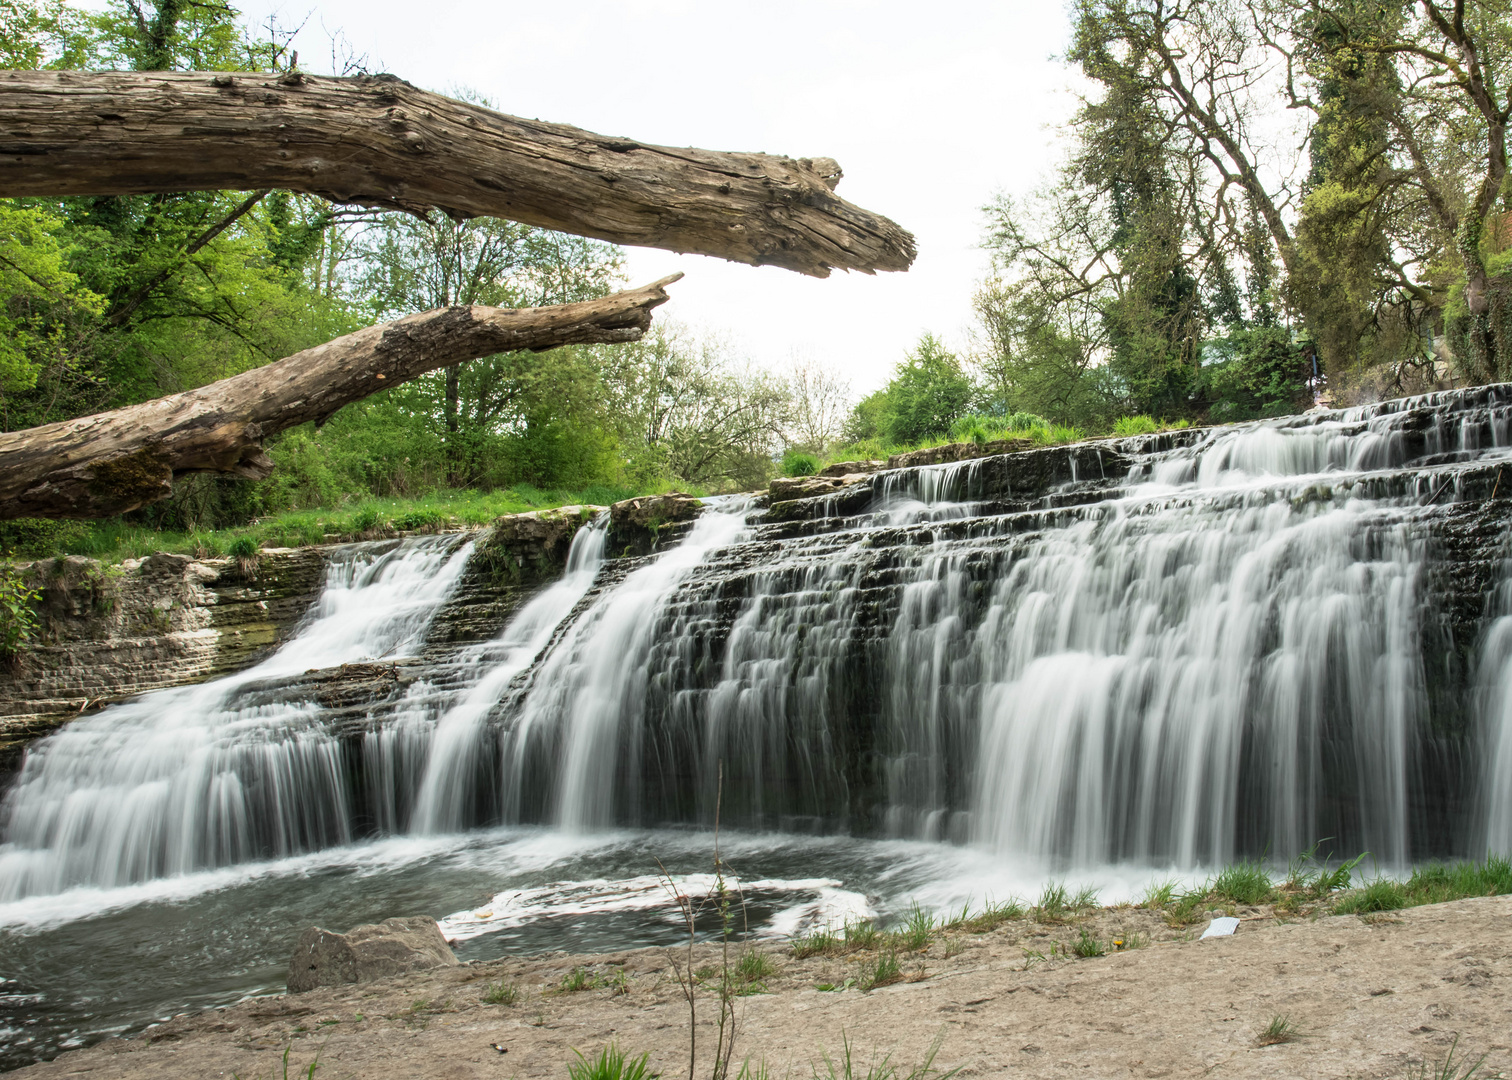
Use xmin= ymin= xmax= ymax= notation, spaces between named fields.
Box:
xmin=1033 ymin=881 xmax=1097 ymax=923
xmin=728 ymin=946 xmax=777 ymax=995
xmin=559 ymin=966 xmax=602 ymax=992
xmin=859 ymin=948 xmax=902 ymax=991
xmin=792 ymin=925 xmax=842 ymax=958
xmin=0 ymin=482 xmax=676 ymax=563
xmin=1332 ymin=877 xmax=1408 ymax=914
xmin=843 ymin=918 xmax=882 ymax=950
xmin=1403 ymin=1035 xmax=1504 ymax=1080
xmin=1210 ymin=860 xmax=1276 ymax=905
xmin=811 ymin=1029 xmax=960 ymax=1080
xmin=946 ymin=897 xmax=1026 ymax=933
xmin=481 ymin=979 xmax=519 ymax=1005
xmin=897 ymin=903 xmax=935 ymax=951
xmin=1257 ymin=1014 xmax=1297 ymax=1046
xmin=1141 ymin=879 xmax=1178 ymax=908
xmin=567 ymin=1043 xmax=655 ymax=1080
xmin=1071 ymin=927 xmax=1105 ymax=958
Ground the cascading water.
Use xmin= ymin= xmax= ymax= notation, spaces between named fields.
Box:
xmin=9 ymin=386 xmax=1512 ymax=1069
xmin=408 ymin=518 xmax=608 ymax=834
xmin=8 ymin=387 xmax=1512 ymax=899
xmin=0 ymin=536 xmax=474 ymax=899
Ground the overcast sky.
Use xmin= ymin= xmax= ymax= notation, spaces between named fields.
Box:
xmin=239 ymin=0 xmax=1084 ymax=392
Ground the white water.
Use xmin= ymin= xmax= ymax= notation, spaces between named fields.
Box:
xmin=409 ymin=519 xmax=608 ymax=833
xmin=0 ymin=538 xmax=473 ymax=899
xmin=7 ymin=388 xmax=1512 ymax=910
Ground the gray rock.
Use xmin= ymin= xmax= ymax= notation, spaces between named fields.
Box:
xmin=768 ymin=472 xmax=874 ymax=502
xmin=817 ymin=459 xmax=885 ymax=477
xmin=287 ymin=915 xmax=458 ymax=994
xmin=608 ymin=493 xmax=704 ymax=556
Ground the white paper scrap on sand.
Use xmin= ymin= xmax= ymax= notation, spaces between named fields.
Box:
xmin=1200 ymin=916 xmax=1240 ymax=939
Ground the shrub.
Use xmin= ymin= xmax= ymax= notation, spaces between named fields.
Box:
xmin=392 ymin=509 xmax=447 ymax=531
xmin=0 ymin=559 xmax=40 ymax=660
xmin=781 ymin=450 xmax=821 ymax=477
xmin=1004 ymin=411 xmax=1050 ymax=433
xmin=1113 ymin=414 xmax=1161 ymax=436
xmin=351 ymin=505 xmax=383 ymax=533
xmin=227 ymin=535 xmax=261 ymax=582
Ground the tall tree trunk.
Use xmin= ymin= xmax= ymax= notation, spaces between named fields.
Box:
xmin=444 ymin=364 xmax=463 ymax=487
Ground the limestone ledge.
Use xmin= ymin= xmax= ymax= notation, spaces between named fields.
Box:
xmin=0 ymin=507 xmax=611 ymax=772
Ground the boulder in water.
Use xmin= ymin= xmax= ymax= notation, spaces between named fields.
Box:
xmin=287 ymin=916 xmax=458 ymax=994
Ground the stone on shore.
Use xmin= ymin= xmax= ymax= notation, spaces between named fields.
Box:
xmin=287 ymin=916 xmax=458 ymax=994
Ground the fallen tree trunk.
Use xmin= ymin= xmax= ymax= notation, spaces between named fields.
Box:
xmin=0 ymin=276 xmax=679 ymax=521
xmin=0 ymin=70 xmax=915 ymax=278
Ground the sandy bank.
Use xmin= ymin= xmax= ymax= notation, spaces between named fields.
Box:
xmin=11 ymin=896 xmax=1512 ymax=1079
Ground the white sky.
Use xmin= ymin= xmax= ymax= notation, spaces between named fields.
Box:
xmin=240 ymin=0 xmax=1084 ymax=392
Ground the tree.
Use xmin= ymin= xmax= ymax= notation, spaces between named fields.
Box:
xmin=355 ymin=203 xmax=622 ymax=485
xmin=847 ymin=334 xmax=974 ymax=445
xmin=0 ymin=0 xmax=913 ymax=518
xmin=593 ymin=324 xmax=793 ymax=490
xmin=786 ymin=357 xmax=852 ymax=453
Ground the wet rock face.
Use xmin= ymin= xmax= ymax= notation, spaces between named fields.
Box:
xmin=0 ymin=547 xmax=328 ymax=769
xmin=287 ymin=916 xmax=458 ymax=994
xmin=424 ymin=508 xmax=604 ymax=645
xmin=0 ymin=510 xmax=606 ymax=772
xmin=608 ymin=493 xmax=703 ymax=557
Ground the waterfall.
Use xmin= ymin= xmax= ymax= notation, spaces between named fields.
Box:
xmin=0 ymin=537 xmax=474 ymax=899
xmin=408 ymin=518 xmax=608 ymax=834
xmin=8 ymin=386 xmax=1512 ymax=904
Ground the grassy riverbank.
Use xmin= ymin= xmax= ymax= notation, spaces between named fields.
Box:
xmin=0 ymin=482 xmax=693 ymax=564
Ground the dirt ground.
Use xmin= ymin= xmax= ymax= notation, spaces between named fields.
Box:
xmin=11 ymin=896 xmax=1512 ymax=1080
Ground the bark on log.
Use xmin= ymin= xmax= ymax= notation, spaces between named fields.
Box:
xmin=0 ymin=276 xmax=680 ymax=521
xmin=0 ymin=70 xmax=915 ymax=278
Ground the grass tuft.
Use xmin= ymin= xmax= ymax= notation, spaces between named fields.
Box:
xmin=844 ymin=919 xmax=881 ymax=950
xmin=1210 ymin=860 xmax=1275 ymax=905
xmin=1257 ymin=1015 xmax=1297 ymax=1046
xmin=810 ymin=1028 xmax=960 ymax=1080
xmin=481 ymin=980 xmax=519 ymax=1005
xmin=559 ymin=966 xmax=600 ymax=993
xmin=859 ymin=949 xmax=902 ymax=991
xmin=567 ymin=1043 xmax=655 ymax=1080
xmin=898 ymin=903 xmax=935 ymax=951
xmin=1332 ymin=878 xmax=1408 ymax=915
xmin=792 ymin=925 xmax=842 ymax=959
xmin=1071 ymin=927 xmax=1106 ymax=958
xmin=1402 ymin=1035 xmax=1504 ymax=1080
